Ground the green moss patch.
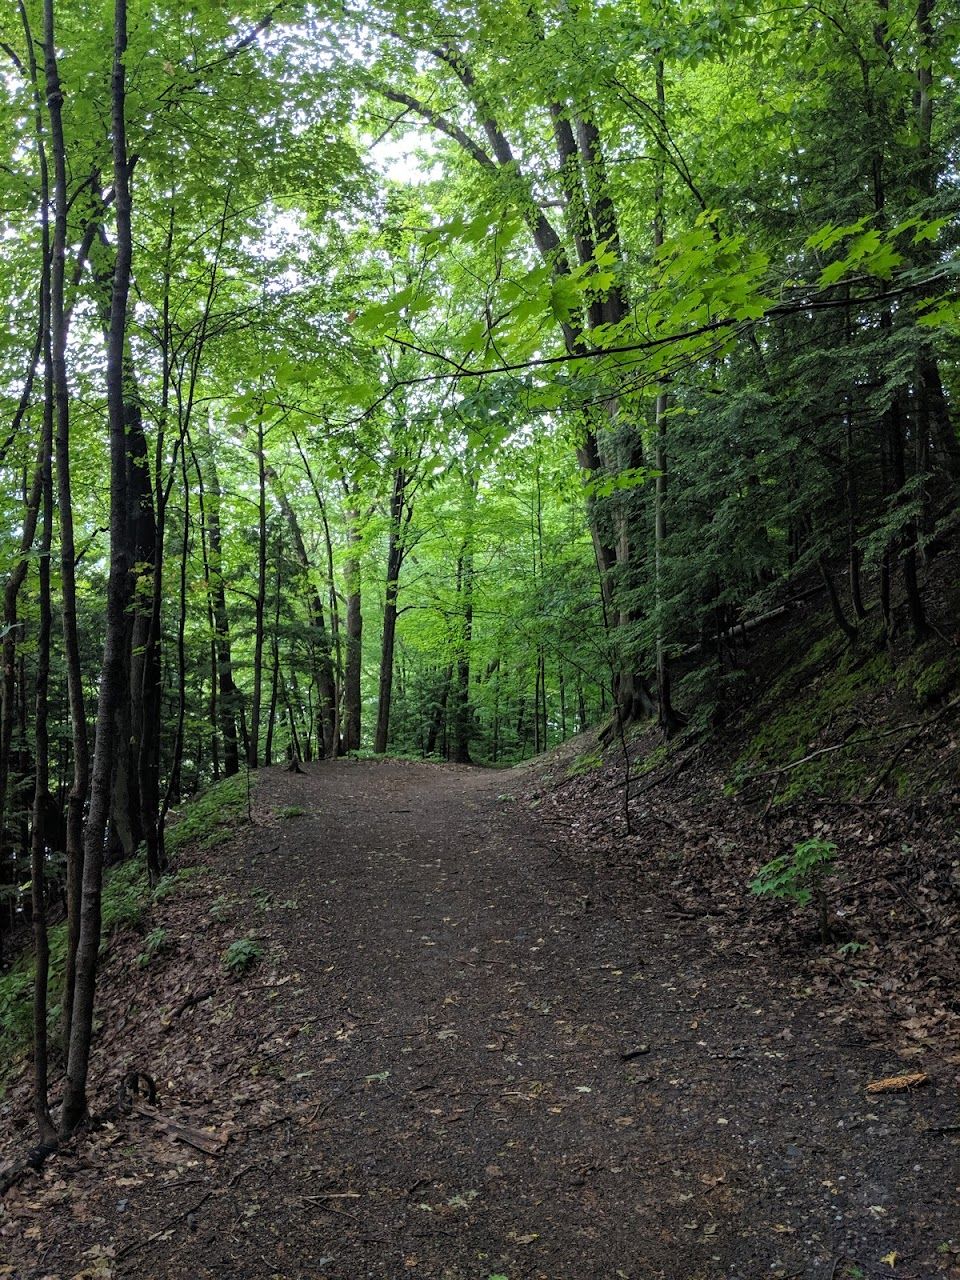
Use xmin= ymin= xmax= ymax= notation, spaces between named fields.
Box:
xmin=732 ymin=649 xmax=892 ymax=803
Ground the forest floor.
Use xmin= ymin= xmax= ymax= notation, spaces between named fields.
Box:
xmin=2 ymin=755 xmax=958 ymax=1280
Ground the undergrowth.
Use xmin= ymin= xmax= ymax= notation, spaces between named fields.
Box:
xmin=165 ymin=771 xmax=248 ymax=854
xmin=0 ymin=772 xmax=250 ymax=1090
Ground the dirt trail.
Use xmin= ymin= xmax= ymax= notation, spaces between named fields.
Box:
xmin=14 ymin=759 xmax=959 ymax=1279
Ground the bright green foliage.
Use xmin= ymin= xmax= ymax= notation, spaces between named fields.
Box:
xmin=750 ymin=839 xmax=837 ymax=908
xmin=750 ymin=838 xmax=838 ymax=943
xmin=222 ymin=937 xmax=264 ymax=977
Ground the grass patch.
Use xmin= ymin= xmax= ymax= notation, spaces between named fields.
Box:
xmin=893 ymin=642 xmax=960 ymax=708
xmin=636 ymin=743 xmax=669 ymax=776
xmin=276 ymin=805 xmax=307 ymax=820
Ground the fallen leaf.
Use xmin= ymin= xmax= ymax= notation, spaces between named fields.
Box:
xmin=866 ymin=1073 xmax=928 ymax=1093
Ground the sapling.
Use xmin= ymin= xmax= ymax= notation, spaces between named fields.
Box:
xmin=750 ymin=837 xmax=837 ymax=943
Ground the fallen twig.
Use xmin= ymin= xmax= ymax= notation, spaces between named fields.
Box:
xmin=116 ymin=1190 xmax=213 ymax=1261
xmin=301 ymin=1195 xmax=359 ymax=1222
xmin=169 ymin=987 xmax=215 ymax=1020
xmin=865 ymin=694 xmax=960 ymax=799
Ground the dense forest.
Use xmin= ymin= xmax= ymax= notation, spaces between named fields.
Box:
xmin=0 ymin=0 xmax=957 ymax=1156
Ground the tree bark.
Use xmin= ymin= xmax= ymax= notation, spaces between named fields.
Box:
xmin=374 ymin=465 xmax=412 ymax=755
xmin=61 ymin=0 xmax=134 ymax=1136
xmin=249 ymin=412 xmax=268 ymax=768
xmin=343 ymin=503 xmax=363 ymax=752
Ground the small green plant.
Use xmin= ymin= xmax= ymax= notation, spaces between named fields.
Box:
xmin=837 ymin=940 xmax=866 ymax=958
xmin=277 ymin=804 xmax=307 ymax=819
xmin=750 ymin=837 xmax=837 ymax=943
xmin=136 ymin=926 xmax=170 ymax=968
xmin=223 ymin=937 xmax=264 ymax=977
xmin=209 ymin=893 xmax=234 ymax=922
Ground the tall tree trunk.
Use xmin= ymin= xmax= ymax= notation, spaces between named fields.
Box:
xmin=374 ymin=466 xmax=411 ymax=755
xmin=425 ymin=664 xmax=453 ymax=756
xmin=651 ymin=58 xmax=683 ymax=737
xmin=912 ymin=0 xmax=959 ymax=482
xmin=294 ymin=434 xmax=343 ymax=754
xmin=61 ymin=0 xmax=134 ymax=1136
xmin=24 ymin=0 xmax=56 ymax=1136
xmin=343 ymin=502 xmax=363 ymax=752
xmin=249 ymin=413 xmax=267 ymax=768
xmin=451 ymin=467 xmax=477 ymax=765
xmin=31 ymin=328 xmax=56 ymax=1145
xmin=264 ymin=546 xmax=282 ymax=767
xmin=197 ymin=421 xmax=240 ymax=776
xmin=160 ymin=448 xmax=191 ymax=827
xmin=0 ymin=377 xmax=44 ymax=973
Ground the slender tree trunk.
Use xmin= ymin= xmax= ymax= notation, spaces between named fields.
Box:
xmin=343 ymin=504 xmax=363 ymax=752
xmin=819 ymin=556 xmax=858 ymax=643
xmin=264 ymin=547 xmax=282 ymax=767
xmin=121 ymin=369 xmax=157 ymax=871
xmin=374 ymin=466 xmax=410 ymax=755
xmin=651 ymin=58 xmax=683 ymax=737
xmin=842 ymin=295 xmax=867 ymax=621
xmin=33 ymin=0 xmax=91 ymax=1048
xmin=912 ymin=0 xmax=959 ymax=482
xmin=451 ymin=468 xmax=477 ymax=765
xmin=653 ymin=388 xmax=680 ymax=734
xmin=31 ymin=343 xmax=56 ymax=1145
xmin=294 ymin=434 xmax=343 ymax=754
xmin=198 ymin=422 xmax=240 ymax=776
xmin=425 ymin=665 xmax=452 ymax=756
xmin=249 ymin=413 xmax=267 ymax=768
xmin=160 ymin=448 xmax=191 ymax=828
xmin=27 ymin=4 xmax=56 ymax=1134
xmin=61 ymin=0 xmax=134 ymax=1136
xmin=0 ymin=403 xmax=44 ymax=973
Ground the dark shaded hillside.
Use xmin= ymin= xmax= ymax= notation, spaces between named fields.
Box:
xmin=530 ymin=548 xmax=960 ymax=1072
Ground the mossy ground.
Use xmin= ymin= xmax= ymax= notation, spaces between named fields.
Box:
xmin=728 ymin=610 xmax=959 ymax=805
